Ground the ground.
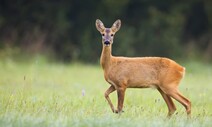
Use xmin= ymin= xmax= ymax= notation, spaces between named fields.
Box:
xmin=0 ymin=58 xmax=212 ymax=127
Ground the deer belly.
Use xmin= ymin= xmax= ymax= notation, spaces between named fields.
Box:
xmin=127 ymin=79 xmax=158 ymax=88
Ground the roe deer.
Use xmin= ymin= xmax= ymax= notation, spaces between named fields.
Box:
xmin=95 ymin=19 xmax=191 ymax=117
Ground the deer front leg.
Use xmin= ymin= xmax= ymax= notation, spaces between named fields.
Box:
xmin=115 ymin=87 xmax=126 ymax=114
xmin=104 ymin=85 xmax=116 ymax=112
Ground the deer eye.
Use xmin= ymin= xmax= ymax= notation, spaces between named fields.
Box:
xmin=111 ymin=34 xmax=114 ymax=36
xmin=102 ymin=34 xmax=105 ymax=36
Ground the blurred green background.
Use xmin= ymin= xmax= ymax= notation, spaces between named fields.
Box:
xmin=0 ymin=0 xmax=211 ymax=63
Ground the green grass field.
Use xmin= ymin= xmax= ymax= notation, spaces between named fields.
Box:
xmin=0 ymin=58 xmax=212 ymax=127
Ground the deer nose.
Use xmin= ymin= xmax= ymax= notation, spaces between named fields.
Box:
xmin=104 ymin=41 xmax=110 ymax=45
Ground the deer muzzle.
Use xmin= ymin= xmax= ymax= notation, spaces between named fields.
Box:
xmin=104 ymin=41 xmax=110 ymax=46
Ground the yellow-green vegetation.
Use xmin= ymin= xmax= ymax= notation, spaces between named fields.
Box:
xmin=0 ymin=58 xmax=212 ymax=127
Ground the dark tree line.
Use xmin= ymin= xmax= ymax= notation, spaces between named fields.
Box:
xmin=0 ymin=0 xmax=211 ymax=62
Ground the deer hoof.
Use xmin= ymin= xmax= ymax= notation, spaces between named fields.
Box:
xmin=114 ymin=110 xmax=124 ymax=114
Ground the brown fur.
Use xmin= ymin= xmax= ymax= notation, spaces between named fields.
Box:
xmin=96 ymin=19 xmax=191 ymax=117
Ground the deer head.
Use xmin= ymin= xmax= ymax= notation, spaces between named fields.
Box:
xmin=96 ymin=19 xmax=121 ymax=46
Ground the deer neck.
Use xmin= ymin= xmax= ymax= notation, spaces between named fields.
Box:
xmin=100 ymin=45 xmax=112 ymax=70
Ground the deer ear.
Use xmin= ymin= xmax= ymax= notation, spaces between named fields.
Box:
xmin=96 ymin=19 xmax=105 ymax=32
xmin=111 ymin=19 xmax=121 ymax=32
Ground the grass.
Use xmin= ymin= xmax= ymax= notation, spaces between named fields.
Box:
xmin=0 ymin=57 xmax=212 ymax=127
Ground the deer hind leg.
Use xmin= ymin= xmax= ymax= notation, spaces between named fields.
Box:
xmin=104 ymin=85 xmax=116 ymax=112
xmin=158 ymin=87 xmax=176 ymax=117
xmin=161 ymin=86 xmax=191 ymax=117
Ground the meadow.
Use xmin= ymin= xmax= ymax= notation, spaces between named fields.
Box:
xmin=0 ymin=57 xmax=212 ymax=127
